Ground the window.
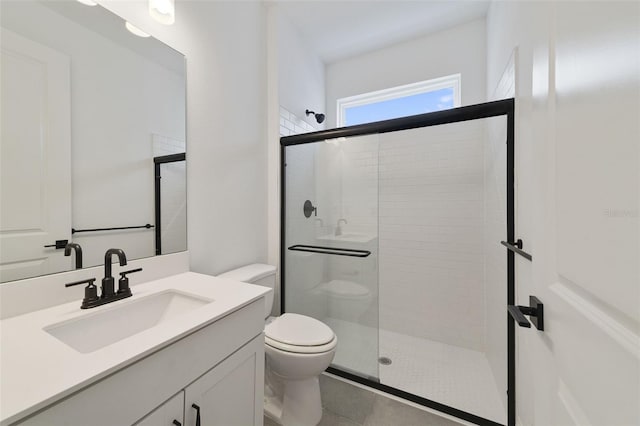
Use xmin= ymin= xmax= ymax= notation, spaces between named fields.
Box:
xmin=336 ymin=74 xmax=461 ymax=127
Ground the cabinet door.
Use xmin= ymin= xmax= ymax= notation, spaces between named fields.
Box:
xmin=184 ymin=335 xmax=264 ymax=426
xmin=135 ymin=391 xmax=184 ymax=426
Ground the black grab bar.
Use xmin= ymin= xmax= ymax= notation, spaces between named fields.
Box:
xmin=288 ymin=245 xmax=371 ymax=258
xmin=72 ymin=224 xmax=154 ymax=234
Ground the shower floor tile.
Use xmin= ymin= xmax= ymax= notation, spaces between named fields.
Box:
xmin=379 ymin=329 xmax=505 ymax=424
xmin=325 ymin=318 xmax=505 ymax=424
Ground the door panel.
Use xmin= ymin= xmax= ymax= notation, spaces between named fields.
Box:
xmin=524 ymin=2 xmax=639 ymax=425
xmin=184 ymin=335 xmax=264 ymax=426
xmin=284 ymin=136 xmax=380 ymax=380
xmin=0 ymin=28 xmax=72 ymax=282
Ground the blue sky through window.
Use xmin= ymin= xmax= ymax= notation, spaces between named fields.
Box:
xmin=344 ymin=87 xmax=455 ymax=126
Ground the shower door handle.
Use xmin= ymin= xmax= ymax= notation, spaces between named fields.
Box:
xmin=500 ymin=239 xmax=532 ymax=261
xmin=508 ymin=296 xmax=544 ymax=331
xmin=508 ymin=305 xmax=531 ymax=328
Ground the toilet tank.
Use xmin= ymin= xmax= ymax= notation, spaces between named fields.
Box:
xmin=217 ymin=264 xmax=276 ymax=318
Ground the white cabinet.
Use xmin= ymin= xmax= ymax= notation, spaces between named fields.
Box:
xmin=16 ymin=299 xmax=265 ymax=426
xmin=135 ymin=392 xmax=184 ymax=426
xmin=134 ymin=333 xmax=264 ymax=426
xmin=184 ymin=336 xmax=264 ymax=426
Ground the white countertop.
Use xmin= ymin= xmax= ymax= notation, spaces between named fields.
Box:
xmin=0 ymin=272 xmax=270 ymax=425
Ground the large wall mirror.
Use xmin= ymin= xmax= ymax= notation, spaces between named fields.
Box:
xmin=0 ymin=1 xmax=186 ymax=283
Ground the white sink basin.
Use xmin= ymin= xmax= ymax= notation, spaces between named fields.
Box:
xmin=44 ymin=290 xmax=213 ymax=353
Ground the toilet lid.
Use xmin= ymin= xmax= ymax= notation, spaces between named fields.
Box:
xmin=319 ymin=280 xmax=370 ymax=297
xmin=265 ymin=313 xmax=335 ymax=346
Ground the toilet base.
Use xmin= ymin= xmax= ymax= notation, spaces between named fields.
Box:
xmin=264 ymin=369 xmax=323 ymax=426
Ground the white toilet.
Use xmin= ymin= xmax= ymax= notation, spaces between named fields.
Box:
xmin=218 ymin=264 xmax=337 ymax=426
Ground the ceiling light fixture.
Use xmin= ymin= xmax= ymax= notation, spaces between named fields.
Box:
xmin=125 ymin=22 xmax=151 ymax=38
xmin=76 ymin=0 xmax=98 ymax=6
xmin=149 ymin=0 xmax=175 ymax=25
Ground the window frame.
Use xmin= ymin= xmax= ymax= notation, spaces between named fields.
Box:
xmin=336 ymin=73 xmax=462 ymax=127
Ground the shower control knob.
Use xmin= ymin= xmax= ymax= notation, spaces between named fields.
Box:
xmin=303 ymin=200 xmax=317 ymax=218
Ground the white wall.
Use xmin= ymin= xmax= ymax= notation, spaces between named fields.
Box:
xmin=1 ymin=1 xmax=185 ymax=268
xmin=99 ymin=0 xmax=268 ymax=277
xmin=326 ymin=18 xmax=486 ymax=127
xmin=267 ymin=6 xmax=326 ymax=313
xmin=277 ymin=12 xmax=325 ymax=130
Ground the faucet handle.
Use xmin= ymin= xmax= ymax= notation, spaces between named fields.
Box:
xmin=119 ymin=268 xmax=142 ymax=278
xmin=65 ymin=277 xmax=96 ymax=288
xmin=65 ymin=278 xmax=100 ymax=309
xmin=117 ymin=268 xmax=142 ymax=297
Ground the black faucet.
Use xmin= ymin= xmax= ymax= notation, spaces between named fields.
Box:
xmin=64 ymin=243 xmax=83 ymax=269
xmin=102 ymin=248 xmax=127 ymax=299
xmin=65 ymin=248 xmax=141 ymax=309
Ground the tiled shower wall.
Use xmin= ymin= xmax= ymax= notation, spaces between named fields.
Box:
xmin=283 ymin=105 xmax=491 ymax=353
xmin=377 ymin=122 xmax=486 ymax=351
xmin=279 ymin=106 xmax=318 ymax=136
xmin=336 ymin=122 xmax=486 ymax=351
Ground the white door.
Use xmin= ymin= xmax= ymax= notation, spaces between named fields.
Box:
xmin=518 ymin=1 xmax=639 ymax=425
xmin=0 ymin=28 xmax=72 ymax=282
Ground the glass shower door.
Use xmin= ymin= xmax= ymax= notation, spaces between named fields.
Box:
xmin=284 ymin=134 xmax=380 ymax=380
xmin=374 ymin=117 xmax=508 ymax=424
xmin=282 ymin=99 xmax=514 ymax=426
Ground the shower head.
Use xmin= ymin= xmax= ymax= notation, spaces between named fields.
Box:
xmin=305 ymin=109 xmax=325 ymax=124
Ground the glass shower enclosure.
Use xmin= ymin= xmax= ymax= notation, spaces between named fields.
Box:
xmin=281 ymin=99 xmax=515 ymax=426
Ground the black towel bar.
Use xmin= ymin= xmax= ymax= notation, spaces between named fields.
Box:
xmin=72 ymin=224 xmax=154 ymax=234
xmin=288 ymin=244 xmax=371 ymax=258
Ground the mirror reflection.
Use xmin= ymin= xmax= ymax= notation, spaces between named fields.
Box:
xmin=0 ymin=0 xmax=187 ymax=283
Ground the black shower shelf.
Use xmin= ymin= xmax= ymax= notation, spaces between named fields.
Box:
xmin=288 ymin=244 xmax=371 ymax=258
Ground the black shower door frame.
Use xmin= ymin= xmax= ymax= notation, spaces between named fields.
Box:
xmin=154 ymin=152 xmax=186 ymax=255
xmin=280 ymin=98 xmax=516 ymax=426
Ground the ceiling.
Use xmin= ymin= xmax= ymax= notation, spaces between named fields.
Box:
xmin=275 ymin=0 xmax=490 ymax=64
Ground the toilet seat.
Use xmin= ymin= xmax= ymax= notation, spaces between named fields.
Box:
xmin=265 ymin=335 xmax=337 ymax=354
xmin=265 ymin=313 xmax=337 ymax=354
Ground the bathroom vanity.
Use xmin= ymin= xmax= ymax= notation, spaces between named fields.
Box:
xmin=0 ymin=2 xmax=270 ymax=424
xmin=0 ymin=271 xmax=270 ymax=426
